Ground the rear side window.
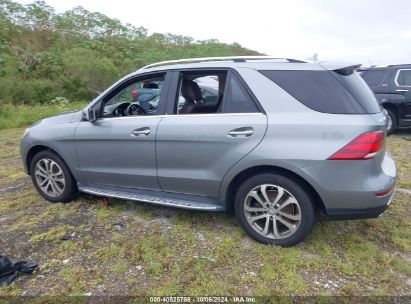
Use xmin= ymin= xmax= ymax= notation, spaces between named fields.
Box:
xmin=396 ymin=69 xmax=411 ymax=86
xmin=222 ymin=73 xmax=259 ymax=113
xmin=260 ymin=70 xmax=380 ymax=114
xmin=360 ymin=70 xmax=387 ymax=86
xmin=335 ymin=71 xmax=380 ymax=113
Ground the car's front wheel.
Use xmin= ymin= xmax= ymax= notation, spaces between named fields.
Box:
xmin=234 ymin=173 xmax=316 ymax=246
xmin=30 ymin=150 xmax=78 ymax=203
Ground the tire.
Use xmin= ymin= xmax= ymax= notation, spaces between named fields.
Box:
xmin=384 ymin=108 xmax=397 ymax=136
xmin=234 ymin=173 xmax=316 ymax=246
xmin=30 ymin=150 xmax=78 ymax=203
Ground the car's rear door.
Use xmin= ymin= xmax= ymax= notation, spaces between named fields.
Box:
xmin=156 ymin=69 xmax=267 ymax=197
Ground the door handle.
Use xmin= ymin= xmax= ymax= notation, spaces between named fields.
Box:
xmin=227 ymin=127 xmax=254 ymax=137
xmin=396 ymin=89 xmax=409 ymax=92
xmin=131 ymin=127 xmax=151 ymax=136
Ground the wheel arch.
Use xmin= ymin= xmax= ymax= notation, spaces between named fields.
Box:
xmin=224 ymin=165 xmax=326 ymax=214
xmin=26 ymin=145 xmax=64 ymax=175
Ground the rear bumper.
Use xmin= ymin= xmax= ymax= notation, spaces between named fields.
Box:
xmin=326 ymin=187 xmax=395 ymax=219
xmin=298 ymin=152 xmax=396 ymax=217
xmin=327 ymin=205 xmax=388 ymax=220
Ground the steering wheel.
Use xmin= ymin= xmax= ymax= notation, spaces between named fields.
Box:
xmin=126 ymin=103 xmax=146 ymax=116
xmin=114 ymin=107 xmax=125 ymax=117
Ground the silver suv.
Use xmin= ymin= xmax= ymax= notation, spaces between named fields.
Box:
xmin=20 ymin=56 xmax=397 ymax=246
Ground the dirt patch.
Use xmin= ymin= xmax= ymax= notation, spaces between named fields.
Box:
xmin=0 ymin=178 xmax=30 ymax=195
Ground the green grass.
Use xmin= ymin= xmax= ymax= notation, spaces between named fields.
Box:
xmin=0 ymin=101 xmax=87 ymax=130
xmin=58 ymin=266 xmax=87 ymax=292
xmin=0 ymin=128 xmax=25 ymax=159
xmin=387 ymin=133 xmax=411 ymax=189
xmin=110 ymin=261 xmax=129 ymax=273
xmin=30 ymin=225 xmax=77 ymax=243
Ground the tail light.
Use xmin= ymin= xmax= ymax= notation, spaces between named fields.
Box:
xmin=328 ymin=131 xmax=385 ymax=160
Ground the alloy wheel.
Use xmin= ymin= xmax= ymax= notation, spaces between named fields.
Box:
xmin=34 ymin=158 xmax=65 ymax=197
xmin=243 ymin=184 xmax=302 ymax=239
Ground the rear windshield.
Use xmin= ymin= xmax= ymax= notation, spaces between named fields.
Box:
xmin=360 ymin=69 xmax=387 ymax=87
xmin=259 ymin=70 xmax=380 ymax=114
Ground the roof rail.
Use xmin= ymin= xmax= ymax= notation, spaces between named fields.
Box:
xmin=139 ymin=56 xmax=307 ymax=70
xmin=388 ymin=63 xmax=411 ymax=67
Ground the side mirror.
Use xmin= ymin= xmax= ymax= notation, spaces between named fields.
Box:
xmin=84 ymin=101 xmax=102 ymax=122
xmin=84 ymin=107 xmax=97 ymax=122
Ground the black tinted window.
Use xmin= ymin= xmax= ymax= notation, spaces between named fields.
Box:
xmin=222 ymin=73 xmax=259 ymax=113
xmin=260 ymin=70 xmax=379 ymax=114
xmin=335 ymin=71 xmax=380 ymax=113
xmin=397 ymin=70 xmax=411 ymax=86
xmin=360 ymin=70 xmax=387 ymax=86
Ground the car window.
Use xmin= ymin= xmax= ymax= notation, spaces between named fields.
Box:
xmin=260 ymin=70 xmax=379 ymax=114
xmin=334 ymin=71 xmax=381 ymax=114
xmin=201 ymin=88 xmax=218 ymax=104
xmin=360 ymin=70 xmax=387 ymax=87
xmin=222 ymin=73 xmax=259 ymax=113
xmin=396 ymin=69 xmax=411 ymax=86
xmin=175 ymin=71 xmax=259 ymax=115
xmin=103 ymin=75 xmax=165 ymax=118
xmin=176 ymin=74 xmax=224 ymax=114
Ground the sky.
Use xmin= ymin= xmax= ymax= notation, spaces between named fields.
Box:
xmin=16 ymin=0 xmax=411 ymax=65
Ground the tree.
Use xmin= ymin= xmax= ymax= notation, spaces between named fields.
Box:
xmin=62 ymin=48 xmax=119 ymax=97
xmin=22 ymin=0 xmax=54 ymax=30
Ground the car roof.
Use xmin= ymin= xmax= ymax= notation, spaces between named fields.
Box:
xmin=130 ymin=56 xmax=359 ymax=74
xmin=360 ymin=64 xmax=411 ymax=71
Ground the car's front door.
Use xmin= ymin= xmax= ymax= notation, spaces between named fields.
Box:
xmin=156 ymin=70 xmax=267 ymax=197
xmin=75 ymin=72 xmax=170 ymax=190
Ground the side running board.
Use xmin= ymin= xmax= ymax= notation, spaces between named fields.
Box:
xmin=78 ymin=185 xmax=224 ymax=211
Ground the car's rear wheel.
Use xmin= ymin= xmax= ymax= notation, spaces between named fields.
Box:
xmin=30 ymin=150 xmax=78 ymax=203
xmin=384 ymin=108 xmax=397 ymax=135
xmin=234 ymin=173 xmax=315 ymax=246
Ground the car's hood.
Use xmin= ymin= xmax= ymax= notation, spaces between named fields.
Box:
xmin=32 ymin=109 xmax=83 ymax=127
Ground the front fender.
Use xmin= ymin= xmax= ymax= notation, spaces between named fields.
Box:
xmin=20 ymin=131 xmax=33 ymax=174
xmin=23 ymin=122 xmax=82 ymax=181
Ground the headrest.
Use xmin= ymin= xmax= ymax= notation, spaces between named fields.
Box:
xmin=181 ymin=79 xmax=202 ymax=103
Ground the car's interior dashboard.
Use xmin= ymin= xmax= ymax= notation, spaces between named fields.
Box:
xmin=103 ymin=102 xmax=156 ymax=117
